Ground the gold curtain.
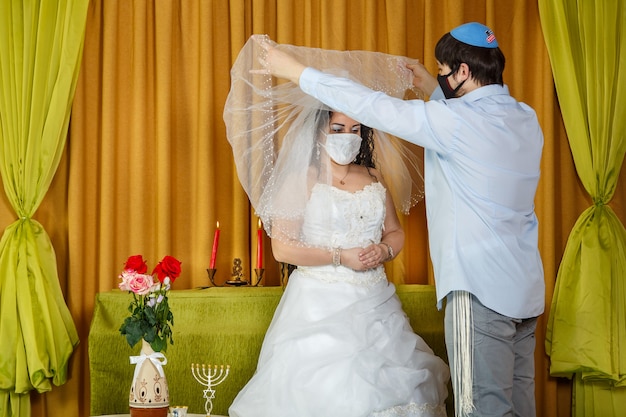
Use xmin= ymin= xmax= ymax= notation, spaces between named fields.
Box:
xmin=539 ymin=1 xmax=626 ymax=415
xmin=3 ymin=0 xmax=621 ymax=416
xmin=0 ymin=1 xmax=89 ymax=416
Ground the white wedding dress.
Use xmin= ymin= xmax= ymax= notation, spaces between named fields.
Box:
xmin=229 ymin=182 xmax=449 ymax=417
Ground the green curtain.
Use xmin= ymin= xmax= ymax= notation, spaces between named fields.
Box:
xmin=539 ymin=1 xmax=626 ymax=416
xmin=0 ymin=1 xmax=89 ymax=416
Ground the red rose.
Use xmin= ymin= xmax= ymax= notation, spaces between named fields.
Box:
xmin=152 ymin=255 xmax=182 ymax=283
xmin=125 ymin=255 xmax=148 ymax=274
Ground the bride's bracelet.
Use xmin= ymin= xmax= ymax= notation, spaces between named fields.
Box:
xmin=332 ymin=247 xmax=342 ymax=266
xmin=379 ymin=242 xmax=394 ymax=262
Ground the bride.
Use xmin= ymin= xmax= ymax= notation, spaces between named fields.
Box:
xmin=224 ymin=36 xmax=449 ymax=417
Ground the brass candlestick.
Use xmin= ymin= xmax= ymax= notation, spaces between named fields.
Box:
xmin=226 ymin=258 xmax=248 ymax=286
xmin=280 ymin=262 xmax=295 ymax=288
xmin=206 ymin=268 xmax=218 ymax=286
xmin=252 ymin=268 xmax=265 ymax=286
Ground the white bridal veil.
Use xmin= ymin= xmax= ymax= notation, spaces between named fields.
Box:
xmin=224 ymin=35 xmax=425 ymax=247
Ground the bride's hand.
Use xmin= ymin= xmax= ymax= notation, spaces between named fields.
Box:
xmin=358 ymin=243 xmax=387 ymax=268
xmin=339 ymin=247 xmax=370 ymax=271
xmin=340 ymin=246 xmax=385 ymax=270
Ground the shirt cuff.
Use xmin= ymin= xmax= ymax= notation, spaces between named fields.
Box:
xmin=299 ymin=67 xmax=324 ymax=96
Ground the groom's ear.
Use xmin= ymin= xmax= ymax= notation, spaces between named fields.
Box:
xmin=457 ymin=63 xmax=471 ymax=81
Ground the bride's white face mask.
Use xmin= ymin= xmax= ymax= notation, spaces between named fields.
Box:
xmin=321 ymin=132 xmax=362 ymax=165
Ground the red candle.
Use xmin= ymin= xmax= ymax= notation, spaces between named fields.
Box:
xmin=210 ymin=221 xmax=220 ymax=269
xmin=256 ymin=218 xmax=263 ymax=269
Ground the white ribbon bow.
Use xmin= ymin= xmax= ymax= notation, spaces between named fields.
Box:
xmin=130 ymin=351 xmax=168 ymax=386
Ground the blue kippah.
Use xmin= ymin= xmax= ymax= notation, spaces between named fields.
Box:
xmin=450 ymin=22 xmax=498 ymax=48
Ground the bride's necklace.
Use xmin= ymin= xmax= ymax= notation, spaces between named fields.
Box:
xmin=334 ymin=165 xmax=350 ymax=185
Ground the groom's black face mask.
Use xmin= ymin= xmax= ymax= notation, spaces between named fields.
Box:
xmin=437 ymin=65 xmax=466 ymax=99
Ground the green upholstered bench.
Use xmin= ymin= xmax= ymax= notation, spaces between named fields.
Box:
xmin=89 ymin=285 xmax=451 ymax=416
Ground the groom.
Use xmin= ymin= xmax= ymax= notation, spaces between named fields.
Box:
xmin=257 ymin=22 xmax=545 ymax=417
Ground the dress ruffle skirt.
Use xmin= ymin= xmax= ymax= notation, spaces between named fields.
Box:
xmin=229 ymin=266 xmax=449 ymax=417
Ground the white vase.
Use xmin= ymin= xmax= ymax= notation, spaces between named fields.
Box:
xmin=129 ymin=339 xmax=169 ymax=417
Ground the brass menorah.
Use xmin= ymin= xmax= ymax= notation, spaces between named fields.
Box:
xmin=191 ymin=363 xmax=230 ymax=416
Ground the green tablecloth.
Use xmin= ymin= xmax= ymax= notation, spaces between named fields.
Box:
xmin=89 ymin=285 xmax=447 ymax=416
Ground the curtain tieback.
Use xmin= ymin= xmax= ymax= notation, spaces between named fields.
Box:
xmin=593 ymin=197 xmax=608 ymax=206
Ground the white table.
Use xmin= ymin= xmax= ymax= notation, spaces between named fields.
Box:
xmin=93 ymin=415 xmax=225 ymax=417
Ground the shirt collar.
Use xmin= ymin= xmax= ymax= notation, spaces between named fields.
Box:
xmin=461 ymin=84 xmax=510 ymax=102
